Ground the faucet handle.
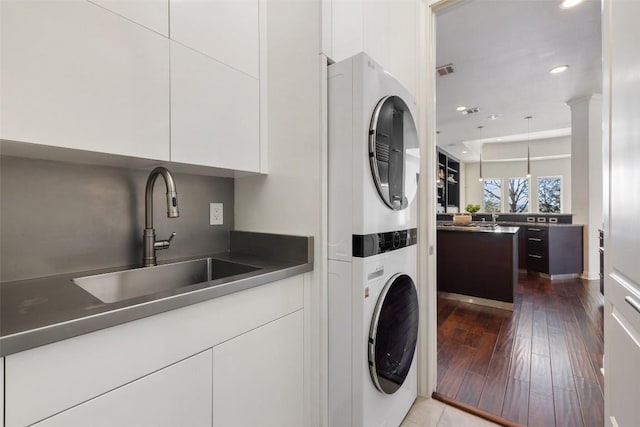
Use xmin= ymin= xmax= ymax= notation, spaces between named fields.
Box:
xmin=154 ymin=232 xmax=177 ymax=250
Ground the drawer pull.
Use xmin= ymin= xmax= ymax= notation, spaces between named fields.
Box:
xmin=528 ymin=254 xmax=543 ymax=259
xmin=528 ymin=237 xmax=543 ymax=242
xmin=528 ymin=228 xmax=542 ymax=232
xmin=625 ymin=296 xmax=640 ymax=315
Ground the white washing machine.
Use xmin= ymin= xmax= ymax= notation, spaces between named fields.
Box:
xmin=328 ymin=53 xmax=420 ymax=427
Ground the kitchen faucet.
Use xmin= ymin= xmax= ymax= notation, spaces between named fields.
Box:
xmin=491 ymin=212 xmax=499 ymax=222
xmin=143 ymin=167 xmax=179 ymax=267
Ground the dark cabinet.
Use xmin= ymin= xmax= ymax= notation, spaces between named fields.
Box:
xmin=437 ymin=149 xmax=459 ymax=213
xmin=523 ymin=225 xmax=583 ymax=277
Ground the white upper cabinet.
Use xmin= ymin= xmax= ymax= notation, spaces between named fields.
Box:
xmin=170 ymin=41 xmax=260 ymax=172
xmin=88 ymin=0 xmax=169 ymax=36
xmin=325 ymin=0 xmax=417 ymax=96
xmin=0 ymin=1 xmax=170 ymax=161
xmin=169 ymin=0 xmax=260 ymax=78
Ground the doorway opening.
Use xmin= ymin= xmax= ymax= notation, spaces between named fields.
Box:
xmin=432 ymin=1 xmax=603 ymax=425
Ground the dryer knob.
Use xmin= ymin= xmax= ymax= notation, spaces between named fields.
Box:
xmin=392 ymin=231 xmax=401 ymax=249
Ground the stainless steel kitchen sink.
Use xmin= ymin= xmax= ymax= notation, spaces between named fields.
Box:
xmin=73 ymin=258 xmax=261 ymax=303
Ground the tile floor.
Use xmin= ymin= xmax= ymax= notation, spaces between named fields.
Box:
xmin=401 ymin=397 xmax=500 ymax=427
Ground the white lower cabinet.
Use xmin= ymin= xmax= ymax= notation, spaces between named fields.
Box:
xmin=1 ymin=358 xmax=4 ymax=427
xmin=4 ymin=275 xmax=304 ymax=427
xmin=88 ymin=0 xmax=169 ymax=36
xmin=212 ymin=310 xmax=304 ymax=427
xmin=34 ymin=350 xmax=213 ymax=427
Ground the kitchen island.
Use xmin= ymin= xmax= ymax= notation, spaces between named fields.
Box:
xmin=437 ymin=223 xmax=519 ymax=308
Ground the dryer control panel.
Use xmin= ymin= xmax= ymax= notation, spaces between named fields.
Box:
xmin=352 ymin=228 xmax=417 ymax=257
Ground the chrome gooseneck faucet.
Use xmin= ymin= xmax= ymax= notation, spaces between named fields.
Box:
xmin=143 ymin=167 xmax=179 ymax=267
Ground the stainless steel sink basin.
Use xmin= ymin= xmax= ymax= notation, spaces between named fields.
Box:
xmin=73 ymin=258 xmax=261 ymax=303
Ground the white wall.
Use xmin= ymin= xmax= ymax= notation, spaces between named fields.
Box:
xmin=568 ymin=94 xmax=603 ymax=279
xmin=464 ymin=157 xmax=572 ymax=213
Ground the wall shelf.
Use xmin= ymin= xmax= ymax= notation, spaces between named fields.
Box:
xmin=437 ymin=148 xmax=460 ymax=212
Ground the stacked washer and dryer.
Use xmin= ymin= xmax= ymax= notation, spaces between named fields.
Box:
xmin=328 ymin=53 xmax=421 ymax=427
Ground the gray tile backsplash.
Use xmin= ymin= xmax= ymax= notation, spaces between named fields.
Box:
xmin=1 ymin=156 xmax=234 ymax=282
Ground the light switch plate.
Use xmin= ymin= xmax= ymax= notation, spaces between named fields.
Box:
xmin=210 ymin=203 xmax=223 ymax=225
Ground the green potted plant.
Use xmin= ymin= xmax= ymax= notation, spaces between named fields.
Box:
xmin=465 ymin=204 xmax=481 ymax=214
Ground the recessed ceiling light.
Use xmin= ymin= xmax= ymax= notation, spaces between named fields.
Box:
xmin=559 ymin=0 xmax=584 ymax=9
xmin=488 ymin=114 xmax=500 ymax=120
xmin=461 ymin=150 xmax=468 ymax=154
xmin=549 ymin=65 xmax=569 ymax=74
xmin=456 ymin=106 xmax=467 ymax=112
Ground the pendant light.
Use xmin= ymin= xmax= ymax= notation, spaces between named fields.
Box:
xmin=525 ymin=116 xmax=532 ymax=178
xmin=478 ymin=125 xmax=484 ymax=182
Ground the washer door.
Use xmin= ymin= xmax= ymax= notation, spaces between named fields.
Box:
xmin=368 ymin=273 xmax=419 ymax=394
xmin=369 ymin=96 xmax=419 ymax=211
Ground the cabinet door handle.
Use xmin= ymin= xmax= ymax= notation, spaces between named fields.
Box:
xmin=528 ymin=237 xmax=543 ymax=242
xmin=528 ymin=254 xmax=543 ymax=259
xmin=625 ymin=296 xmax=640 ymax=315
xmin=528 ymin=228 xmax=542 ymax=232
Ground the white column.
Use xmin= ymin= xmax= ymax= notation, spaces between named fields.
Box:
xmin=567 ymin=94 xmax=602 ymax=279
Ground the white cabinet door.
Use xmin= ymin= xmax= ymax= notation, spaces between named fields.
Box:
xmin=604 ymin=0 xmax=640 ymax=426
xmin=1 ymin=358 xmax=4 ymax=427
xmin=169 ymin=0 xmax=260 ymax=78
xmin=33 ymin=350 xmax=212 ymax=427
xmin=212 ymin=310 xmax=304 ymax=427
xmin=326 ymin=0 xmax=417 ymax=96
xmin=170 ymin=41 xmax=260 ymax=172
xmin=0 ymin=1 xmax=170 ymax=161
xmin=88 ymin=0 xmax=169 ymax=36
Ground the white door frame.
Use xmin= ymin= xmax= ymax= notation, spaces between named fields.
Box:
xmin=415 ymin=0 xmax=463 ymax=397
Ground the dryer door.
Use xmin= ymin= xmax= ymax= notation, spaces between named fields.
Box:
xmin=369 ymin=96 xmax=419 ymax=211
xmin=368 ymin=273 xmax=419 ymax=394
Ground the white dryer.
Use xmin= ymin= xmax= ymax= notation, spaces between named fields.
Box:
xmin=328 ymin=52 xmax=420 ymax=263
xmin=328 ymin=53 xmax=420 ymax=427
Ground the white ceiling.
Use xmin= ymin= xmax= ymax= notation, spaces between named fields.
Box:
xmin=435 ymin=0 xmax=602 ymax=162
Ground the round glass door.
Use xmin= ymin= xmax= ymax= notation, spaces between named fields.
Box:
xmin=368 ymin=274 xmax=419 ymax=394
xmin=369 ymin=96 xmax=419 ymax=211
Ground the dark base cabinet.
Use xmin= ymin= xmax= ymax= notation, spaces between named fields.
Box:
xmin=437 ymin=229 xmax=518 ymax=303
xmin=524 ymin=225 xmax=583 ymax=277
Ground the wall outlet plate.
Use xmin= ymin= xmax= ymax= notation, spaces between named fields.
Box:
xmin=210 ymin=203 xmax=223 ymax=225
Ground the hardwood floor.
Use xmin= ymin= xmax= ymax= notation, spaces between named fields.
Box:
xmin=436 ymin=273 xmax=604 ymax=427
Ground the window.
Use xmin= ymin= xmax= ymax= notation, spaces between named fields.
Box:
xmin=538 ymin=176 xmax=562 ymax=213
xmin=508 ymin=177 xmax=529 ymax=212
xmin=483 ymin=179 xmax=502 ymax=212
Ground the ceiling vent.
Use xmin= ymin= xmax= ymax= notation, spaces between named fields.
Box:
xmin=461 ymin=107 xmax=480 ymax=115
xmin=436 ymin=63 xmax=455 ymax=76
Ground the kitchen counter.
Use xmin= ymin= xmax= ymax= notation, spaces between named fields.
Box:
xmin=0 ymin=231 xmax=313 ymax=356
xmin=437 ymin=222 xmax=520 ymax=233
xmin=497 ymin=221 xmax=583 ymax=228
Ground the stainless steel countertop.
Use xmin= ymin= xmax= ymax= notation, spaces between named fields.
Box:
xmin=0 ymin=252 xmax=312 ymax=356
xmin=437 ymin=223 xmax=521 ymax=234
